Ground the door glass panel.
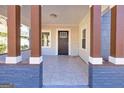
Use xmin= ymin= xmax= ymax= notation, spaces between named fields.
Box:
xmin=59 ymin=32 xmax=67 ymax=38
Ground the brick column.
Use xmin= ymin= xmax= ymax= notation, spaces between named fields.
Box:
xmin=29 ymin=5 xmax=42 ymax=64
xmin=109 ymin=5 xmax=124 ymax=64
xmin=89 ymin=5 xmax=103 ymax=64
xmin=6 ymin=5 xmax=22 ymax=64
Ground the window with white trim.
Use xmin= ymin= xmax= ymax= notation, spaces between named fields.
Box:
xmin=82 ymin=29 xmax=86 ymax=49
xmin=42 ymin=32 xmax=51 ymax=48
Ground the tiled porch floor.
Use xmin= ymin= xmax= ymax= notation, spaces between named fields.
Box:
xmin=43 ymin=56 xmax=89 ymax=87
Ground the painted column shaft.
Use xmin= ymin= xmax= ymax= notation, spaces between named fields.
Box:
xmin=7 ymin=5 xmax=21 ymax=57
xmin=89 ymin=5 xmax=102 ymax=64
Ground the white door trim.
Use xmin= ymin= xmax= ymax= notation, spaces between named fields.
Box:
xmin=56 ymin=28 xmax=71 ymax=55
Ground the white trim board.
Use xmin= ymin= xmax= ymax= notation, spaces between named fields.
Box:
xmin=56 ymin=28 xmax=71 ymax=55
xmin=6 ymin=56 xmax=22 ymax=64
xmin=29 ymin=56 xmax=43 ymax=64
xmin=109 ymin=56 xmax=124 ymax=64
xmin=89 ymin=56 xmax=103 ymax=64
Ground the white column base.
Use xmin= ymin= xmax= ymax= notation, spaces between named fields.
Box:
xmin=6 ymin=56 xmax=22 ymax=64
xmin=29 ymin=56 xmax=43 ymax=64
xmin=109 ymin=56 xmax=124 ymax=64
xmin=89 ymin=56 xmax=103 ymax=64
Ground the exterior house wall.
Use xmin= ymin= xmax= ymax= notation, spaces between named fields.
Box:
xmin=79 ymin=10 xmax=90 ymax=63
xmin=42 ymin=24 xmax=79 ymax=56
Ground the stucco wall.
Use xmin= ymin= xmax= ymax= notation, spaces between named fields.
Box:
xmin=79 ymin=10 xmax=90 ymax=63
xmin=42 ymin=24 xmax=79 ymax=56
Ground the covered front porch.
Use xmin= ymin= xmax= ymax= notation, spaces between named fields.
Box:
xmin=0 ymin=5 xmax=124 ymax=88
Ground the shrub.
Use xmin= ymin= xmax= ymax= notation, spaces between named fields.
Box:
xmin=0 ymin=44 xmax=6 ymax=54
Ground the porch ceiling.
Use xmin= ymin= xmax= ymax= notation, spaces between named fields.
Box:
xmin=0 ymin=5 xmax=89 ymax=26
xmin=42 ymin=5 xmax=89 ymax=25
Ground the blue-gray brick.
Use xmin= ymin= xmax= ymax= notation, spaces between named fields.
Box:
xmin=0 ymin=63 xmax=42 ymax=88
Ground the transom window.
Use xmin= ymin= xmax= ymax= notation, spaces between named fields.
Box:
xmin=59 ymin=32 xmax=68 ymax=38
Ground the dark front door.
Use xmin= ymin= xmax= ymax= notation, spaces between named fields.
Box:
xmin=58 ymin=31 xmax=68 ymax=55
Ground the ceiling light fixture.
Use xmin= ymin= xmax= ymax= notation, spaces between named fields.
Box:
xmin=49 ymin=13 xmax=58 ymax=18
